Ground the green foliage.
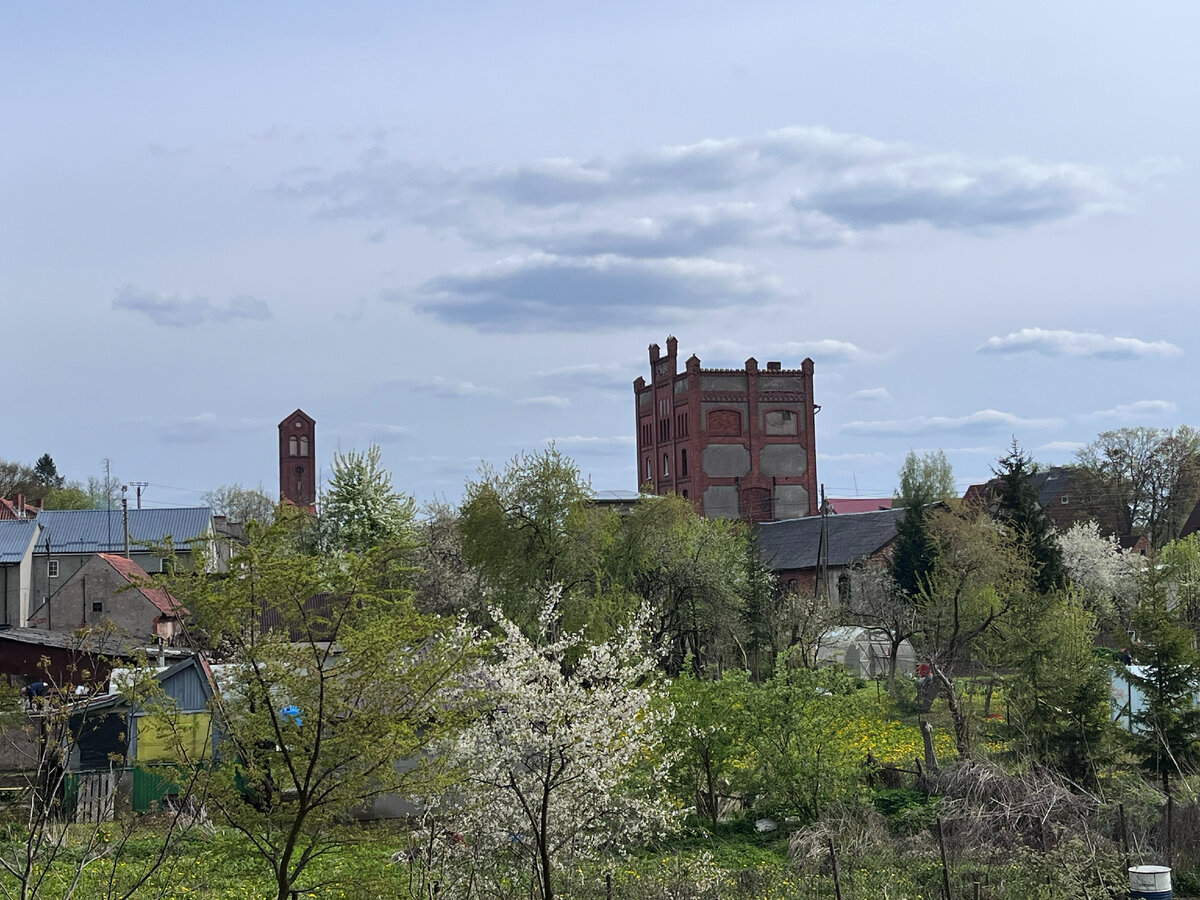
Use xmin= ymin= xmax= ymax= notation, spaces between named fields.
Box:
xmin=167 ymin=516 xmax=478 ymax=900
xmin=321 ymin=444 xmax=415 ymax=553
xmin=894 ymin=449 xmax=957 ymax=506
xmin=41 ymin=483 xmax=94 ymax=509
xmin=991 ymin=441 xmax=1066 ymax=594
xmin=32 ymin=453 xmax=63 ymax=489
xmin=613 ymin=494 xmax=752 ymax=675
xmin=203 ymin=482 xmax=277 ymax=524
xmin=870 ymin=788 xmax=939 ymax=834
xmin=890 ymin=450 xmax=956 ymax=601
xmin=460 ymin=445 xmax=605 ymax=631
xmin=1127 ymin=563 xmax=1200 ymax=793
xmin=1004 ymin=589 xmax=1115 ymax=783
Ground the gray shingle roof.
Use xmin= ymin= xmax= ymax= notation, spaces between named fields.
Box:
xmin=0 ymin=521 xmax=41 ymax=564
xmin=756 ymin=507 xmax=906 ymax=571
xmin=33 ymin=508 xmax=214 ymax=554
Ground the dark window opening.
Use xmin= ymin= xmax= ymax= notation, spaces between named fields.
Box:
xmin=92 ymin=602 xmax=103 ymax=613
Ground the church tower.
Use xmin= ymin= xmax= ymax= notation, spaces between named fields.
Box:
xmin=279 ymin=409 xmax=316 ymax=509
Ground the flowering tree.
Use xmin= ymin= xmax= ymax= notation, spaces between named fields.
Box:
xmin=321 ymin=444 xmax=415 ymax=553
xmin=427 ymin=589 xmax=678 ymax=900
xmin=1056 ymin=520 xmax=1141 ymax=624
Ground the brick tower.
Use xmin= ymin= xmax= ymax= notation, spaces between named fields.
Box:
xmin=279 ymin=409 xmax=316 ymax=510
xmin=633 ymin=337 xmax=818 ymax=522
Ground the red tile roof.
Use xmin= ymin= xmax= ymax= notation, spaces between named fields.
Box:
xmin=98 ymin=553 xmax=187 ymax=617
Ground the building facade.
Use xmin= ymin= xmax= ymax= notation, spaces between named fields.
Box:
xmin=279 ymin=408 xmax=316 ymax=509
xmin=633 ymin=336 xmax=819 ymax=522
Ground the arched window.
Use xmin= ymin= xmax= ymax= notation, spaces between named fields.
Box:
xmin=299 ymin=436 xmax=309 ymax=457
xmin=662 ymin=453 xmax=669 ymax=477
xmin=680 ymin=448 xmax=688 ymax=477
xmin=645 ymin=458 xmax=653 ymax=481
xmin=289 ymin=436 xmax=299 ymax=456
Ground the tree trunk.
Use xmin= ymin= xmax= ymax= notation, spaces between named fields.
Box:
xmin=933 ymin=667 xmax=970 ymax=756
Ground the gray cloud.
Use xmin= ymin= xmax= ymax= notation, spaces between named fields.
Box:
xmin=113 ymin=285 xmax=271 ymax=327
xmin=282 ymin=126 xmax=1121 ymax=246
xmin=978 ymin=327 xmax=1181 ymax=360
xmin=797 ymin=156 xmax=1116 ymax=230
xmin=699 ymin=338 xmax=872 ymax=366
xmin=851 ymin=387 xmax=892 ymax=401
xmin=841 ymin=408 xmax=1062 ymax=437
xmin=411 ymin=254 xmax=780 ymax=332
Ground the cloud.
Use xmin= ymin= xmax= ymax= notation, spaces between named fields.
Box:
xmin=1080 ymin=399 xmax=1177 ymax=421
xmin=410 ymin=253 xmax=781 ymax=332
xmin=281 ymin=126 xmax=1122 ymax=245
xmin=698 ymin=338 xmax=870 ymax=366
xmin=387 ymin=376 xmax=500 ymax=398
xmin=796 ymin=155 xmax=1117 ymax=230
xmin=113 ymin=285 xmax=271 ymax=327
xmin=821 ymin=451 xmax=891 ymax=464
xmin=841 ymin=408 xmax=1062 ymax=436
xmin=159 ymin=413 xmax=265 ymax=443
xmin=516 ymin=395 xmax=572 ymax=409
xmin=977 ymin=328 xmax=1181 ymax=360
xmin=852 ymin=387 xmax=891 ymax=401
xmin=535 ymin=361 xmax=634 ymax=392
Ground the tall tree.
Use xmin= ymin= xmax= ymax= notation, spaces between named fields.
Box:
xmin=459 ymin=446 xmax=602 ymax=632
xmin=991 ymin=441 xmax=1066 ymax=594
xmin=425 ymin=588 xmax=677 ymax=900
xmin=912 ymin=508 xmax=1031 ymax=755
xmin=203 ymin=483 xmax=277 ymax=524
xmin=320 ymin=444 xmax=415 ymax=554
xmin=890 ymin=450 xmax=955 ymax=600
xmin=168 ymin=515 xmax=477 ymax=900
xmin=1127 ymin=562 xmax=1200 ymax=863
xmin=32 ymin=454 xmax=64 ymax=490
xmin=1076 ymin=426 xmax=1200 ymax=546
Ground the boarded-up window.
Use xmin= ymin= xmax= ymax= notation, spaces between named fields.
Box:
xmin=765 ymin=409 xmax=798 ymax=435
xmin=707 ymin=409 xmax=741 ymax=436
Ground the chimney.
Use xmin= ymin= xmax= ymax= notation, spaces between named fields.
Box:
xmin=767 ymin=361 xmax=781 ymax=371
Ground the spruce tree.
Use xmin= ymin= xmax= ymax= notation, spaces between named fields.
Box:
xmin=991 ymin=441 xmax=1066 ymax=594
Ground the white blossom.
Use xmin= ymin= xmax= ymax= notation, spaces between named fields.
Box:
xmin=1056 ymin=520 xmax=1142 ymax=616
xmin=428 ymin=586 xmax=679 ymax=900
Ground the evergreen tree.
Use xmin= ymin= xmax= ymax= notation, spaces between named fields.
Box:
xmin=32 ymin=454 xmax=64 ymax=490
xmin=991 ymin=441 xmax=1066 ymax=594
xmin=889 ymin=450 xmax=954 ymax=600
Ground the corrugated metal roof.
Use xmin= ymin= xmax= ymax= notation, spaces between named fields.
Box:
xmin=0 ymin=521 xmax=41 ymax=564
xmin=756 ymin=507 xmax=906 ymax=571
xmin=34 ymin=508 xmax=213 ymax=554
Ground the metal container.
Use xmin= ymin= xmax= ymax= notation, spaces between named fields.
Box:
xmin=1129 ymin=864 xmax=1171 ymax=899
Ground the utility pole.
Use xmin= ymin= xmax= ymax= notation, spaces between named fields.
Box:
xmin=122 ymin=485 xmax=130 ymax=558
xmin=129 ymin=482 xmax=148 ymax=510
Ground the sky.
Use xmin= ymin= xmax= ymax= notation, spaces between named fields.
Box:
xmin=4 ymin=2 xmax=1199 ymax=509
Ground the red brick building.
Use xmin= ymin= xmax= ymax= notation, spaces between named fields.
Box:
xmin=279 ymin=409 xmax=317 ymax=510
xmin=633 ymin=336 xmax=819 ymax=522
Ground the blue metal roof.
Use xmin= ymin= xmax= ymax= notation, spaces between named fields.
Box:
xmin=0 ymin=521 xmax=41 ymax=564
xmin=33 ymin=508 xmax=214 ymax=554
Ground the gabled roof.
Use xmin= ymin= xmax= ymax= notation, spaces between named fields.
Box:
xmin=0 ymin=520 xmax=41 ymax=564
xmin=962 ymin=466 xmax=1075 ymax=510
xmin=34 ymin=508 xmax=213 ymax=554
xmin=756 ymin=507 xmax=907 ymax=571
xmin=97 ymin=553 xmax=187 ymax=617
